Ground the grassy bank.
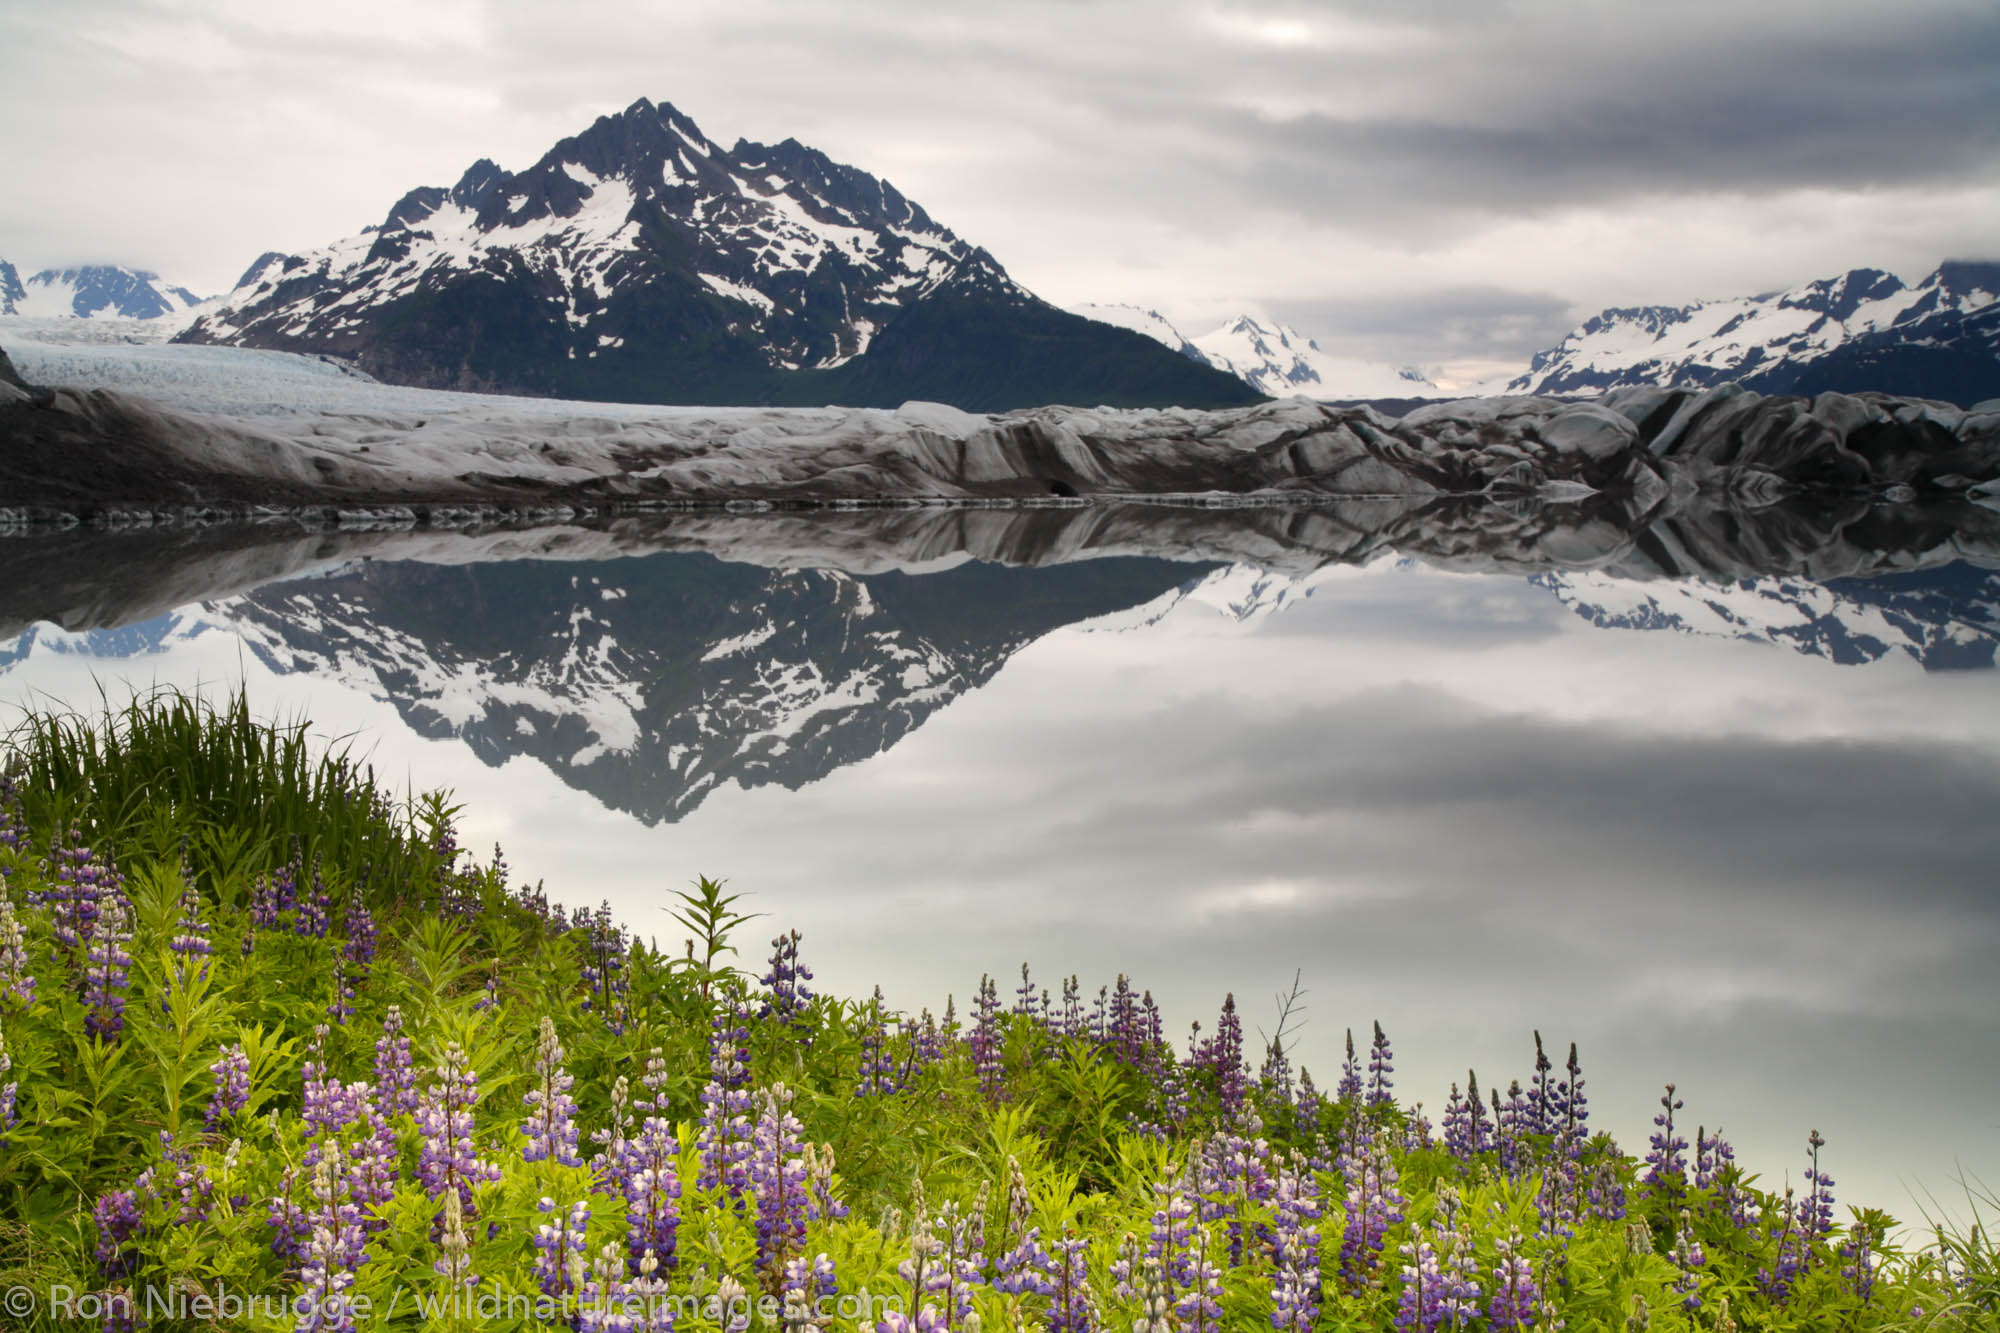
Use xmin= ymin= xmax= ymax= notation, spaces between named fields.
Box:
xmin=0 ymin=692 xmax=1991 ymax=1330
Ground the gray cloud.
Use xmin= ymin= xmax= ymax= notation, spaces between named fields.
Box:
xmin=3 ymin=0 xmax=1996 ymax=373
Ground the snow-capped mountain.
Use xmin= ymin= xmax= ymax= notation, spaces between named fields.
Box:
xmin=1507 ymin=261 xmax=2000 ymax=405
xmin=1069 ymin=303 xmax=1435 ymax=400
xmin=177 ymin=99 xmax=1256 ymax=413
xmin=0 ymin=551 xmax=1205 ymax=824
xmin=0 ymin=259 xmax=206 ymax=321
xmin=1541 ymin=565 xmax=2000 ymax=671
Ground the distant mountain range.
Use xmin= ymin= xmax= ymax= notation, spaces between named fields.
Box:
xmin=171 ymin=99 xmax=1258 ymax=413
xmin=1068 ymin=304 xmax=1436 ymax=399
xmin=1506 ymin=261 xmax=2000 ymax=406
xmin=0 ymin=260 xmax=206 ymax=321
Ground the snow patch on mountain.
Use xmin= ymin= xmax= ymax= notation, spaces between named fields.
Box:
xmin=1505 ymin=262 xmax=2000 ymax=396
xmin=0 ymin=260 xmax=208 ymax=322
xmin=1068 ymin=304 xmax=1436 ymax=400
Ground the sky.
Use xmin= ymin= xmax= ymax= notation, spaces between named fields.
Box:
xmin=3 ymin=0 xmax=1998 ymax=383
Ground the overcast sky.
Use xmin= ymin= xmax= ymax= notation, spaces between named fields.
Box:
xmin=4 ymin=0 xmax=1997 ymax=381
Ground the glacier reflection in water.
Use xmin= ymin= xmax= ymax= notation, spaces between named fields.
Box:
xmin=2 ymin=515 xmax=1997 ymax=1232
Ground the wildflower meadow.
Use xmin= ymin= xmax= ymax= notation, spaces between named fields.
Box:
xmin=0 ymin=692 xmax=1992 ymax=1331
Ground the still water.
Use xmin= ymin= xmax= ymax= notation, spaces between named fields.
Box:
xmin=2 ymin=503 xmax=1996 ymax=1227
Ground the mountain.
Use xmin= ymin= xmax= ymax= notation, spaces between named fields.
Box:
xmin=0 ymin=260 xmax=206 ymax=320
xmin=1 ymin=551 xmax=1209 ymax=824
xmin=1540 ymin=564 xmax=2000 ymax=671
xmin=1507 ymin=261 xmax=2000 ymax=405
xmin=175 ymin=99 xmax=1259 ymax=413
xmin=1069 ymin=303 xmax=1436 ymax=399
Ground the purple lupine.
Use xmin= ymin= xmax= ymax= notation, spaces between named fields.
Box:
xmin=1497 ymin=1081 xmax=1529 ymax=1176
xmin=1294 ymin=1070 xmax=1329 ymax=1171
xmin=205 ymin=1042 xmax=251 ymax=1129
xmin=44 ymin=832 xmax=111 ymax=960
xmin=857 ymin=987 xmax=899 ymax=1096
xmin=1107 ymin=975 xmax=1142 ymax=1065
xmin=696 ymin=998 xmax=756 ymax=1196
xmin=297 ymin=1153 xmax=366 ymax=1333
xmin=1012 ymin=962 xmax=1041 ymax=1021
xmin=1259 ymin=1037 xmax=1293 ymax=1105
xmin=1337 ymin=1029 xmax=1363 ymax=1106
xmin=1340 ymin=1136 xmax=1404 ymax=1288
xmin=1527 ymin=1031 xmax=1557 ymax=1138
xmin=0 ymin=892 xmax=35 ymax=1010
xmin=1587 ymin=1160 xmax=1627 ymax=1222
xmin=749 ymin=1082 xmax=811 ymax=1274
xmin=302 ymin=1026 xmax=369 ymax=1139
xmin=1207 ymin=994 xmax=1246 ymax=1119
xmin=1696 ymin=1126 xmax=1752 ymax=1229
xmin=1059 ymin=976 xmax=1084 ymax=1039
xmin=0 ymin=1032 xmax=16 ymax=1146
xmin=372 ymin=1006 xmax=417 ymax=1117
xmin=803 ymin=1142 xmax=847 ymax=1224
xmin=580 ymin=903 xmax=629 ymax=1033
xmin=1047 ymin=1231 xmax=1099 ymax=1333
xmin=295 ymin=859 xmax=331 ymax=938
xmin=1671 ymin=1209 xmax=1706 ymax=1312
xmin=589 ymin=1075 xmax=634 ymax=1191
xmin=1367 ymin=1020 xmax=1395 ymax=1109
xmin=1487 ymin=1231 xmax=1539 ymax=1329
xmin=1645 ymin=1083 xmax=1688 ymax=1199
xmin=1840 ymin=1220 xmax=1877 ymax=1307
xmin=1270 ymin=1156 xmax=1321 ymax=1332
xmin=167 ymin=882 xmax=213 ymax=997
xmin=759 ymin=929 xmax=815 ymax=1026
xmin=1442 ymin=1082 xmax=1473 ymax=1161
xmin=81 ymin=888 xmax=133 ymax=1041
xmin=1438 ymin=1225 xmax=1483 ymax=1329
xmin=268 ymin=1166 xmax=313 ymax=1267
xmin=1200 ymin=1113 xmax=1274 ymax=1268
xmin=346 ymin=1105 xmax=400 ymax=1229
xmin=909 ymin=1007 xmax=945 ymax=1077
xmin=970 ymin=973 xmax=1004 ymax=1101
xmin=433 ymin=1184 xmax=475 ymax=1290
xmin=620 ymin=1066 xmax=683 ymax=1277
xmin=532 ymin=1198 xmax=591 ymax=1298
xmin=522 ymin=1016 xmax=582 ymax=1167
xmin=95 ymin=1188 xmax=144 ymax=1278
xmin=1394 ymin=1235 xmax=1447 ymax=1332
xmin=1758 ymin=1185 xmax=1804 ymax=1305
xmin=249 ymin=872 xmax=283 ymax=933
xmin=1800 ymin=1129 xmax=1836 ymax=1255
xmin=342 ymin=882 xmax=377 ymax=966
xmin=415 ymin=1042 xmax=501 ymax=1214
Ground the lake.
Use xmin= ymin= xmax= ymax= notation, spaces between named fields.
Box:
xmin=2 ymin=499 xmax=1996 ymax=1228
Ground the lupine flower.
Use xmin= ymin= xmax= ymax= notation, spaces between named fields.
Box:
xmin=268 ymin=1166 xmax=313 ymax=1266
xmin=345 ymin=1104 xmax=400 ymax=1229
xmin=82 ymin=889 xmax=134 ymax=1041
xmin=167 ymin=881 xmax=213 ymax=997
xmin=1587 ymin=1160 xmax=1627 ymax=1222
xmin=1337 ymin=1029 xmax=1364 ymax=1106
xmin=1270 ymin=1156 xmax=1321 ymax=1332
xmin=759 ymin=929 xmax=816 ymax=1026
xmin=580 ymin=902 xmax=629 ymax=1031
xmin=1340 ymin=1136 xmax=1404 ymax=1288
xmin=1645 ymin=1083 xmax=1688 ymax=1198
xmin=1259 ymin=1036 xmax=1293 ymax=1105
xmin=1200 ymin=1112 xmax=1274 ymax=1267
xmin=1367 ymin=1020 xmax=1395 ymax=1108
xmin=1204 ymin=994 xmax=1246 ymax=1119
xmin=44 ymin=832 xmax=112 ymax=960
xmin=1800 ymin=1129 xmax=1836 ymax=1253
xmin=0 ymin=892 xmax=34 ymax=1009
xmin=532 ymin=1198 xmax=591 ymax=1298
xmin=522 ymin=1017 xmax=582 ymax=1167
xmin=373 ymin=1006 xmax=417 ymax=1117
xmin=341 ymin=881 xmax=377 ymax=966
xmin=1394 ymin=1235 xmax=1447 ymax=1332
xmin=302 ymin=1026 xmax=369 ymax=1138
xmin=1059 ymin=975 xmax=1084 ymax=1038
xmin=970 ymin=973 xmax=1004 ymax=1100
xmin=1758 ymin=1183 xmax=1804 ymax=1303
xmin=249 ymin=871 xmax=285 ymax=931
xmin=95 ymin=1187 xmax=144 ymax=1279
xmin=1527 ymin=1031 xmax=1557 ymax=1138
xmin=780 ymin=1253 xmax=834 ymax=1333
xmin=416 ymin=1043 xmax=501 ymax=1214
xmin=803 ymin=1141 xmax=847 ymax=1223
xmin=434 ymin=1183 xmax=475 ymax=1288
xmin=1671 ymin=1209 xmax=1706 ymax=1312
xmin=857 ymin=987 xmax=899 ymax=1096
xmin=1012 ymin=961 xmax=1040 ymax=1020
xmin=696 ymin=998 xmax=756 ymax=1196
xmin=0 ymin=1030 xmax=16 ymax=1146
xmin=294 ymin=858 xmax=332 ymax=938
xmin=298 ymin=1152 xmax=366 ymax=1333
xmin=1047 ymin=1231 xmax=1099 ymax=1333
xmin=749 ymin=1082 xmax=812 ymax=1273
xmin=205 ymin=1042 xmax=251 ymax=1128
xmin=1487 ymin=1231 xmax=1539 ymax=1329
xmin=1840 ymin=1219 xmax=1878 ymax=1306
